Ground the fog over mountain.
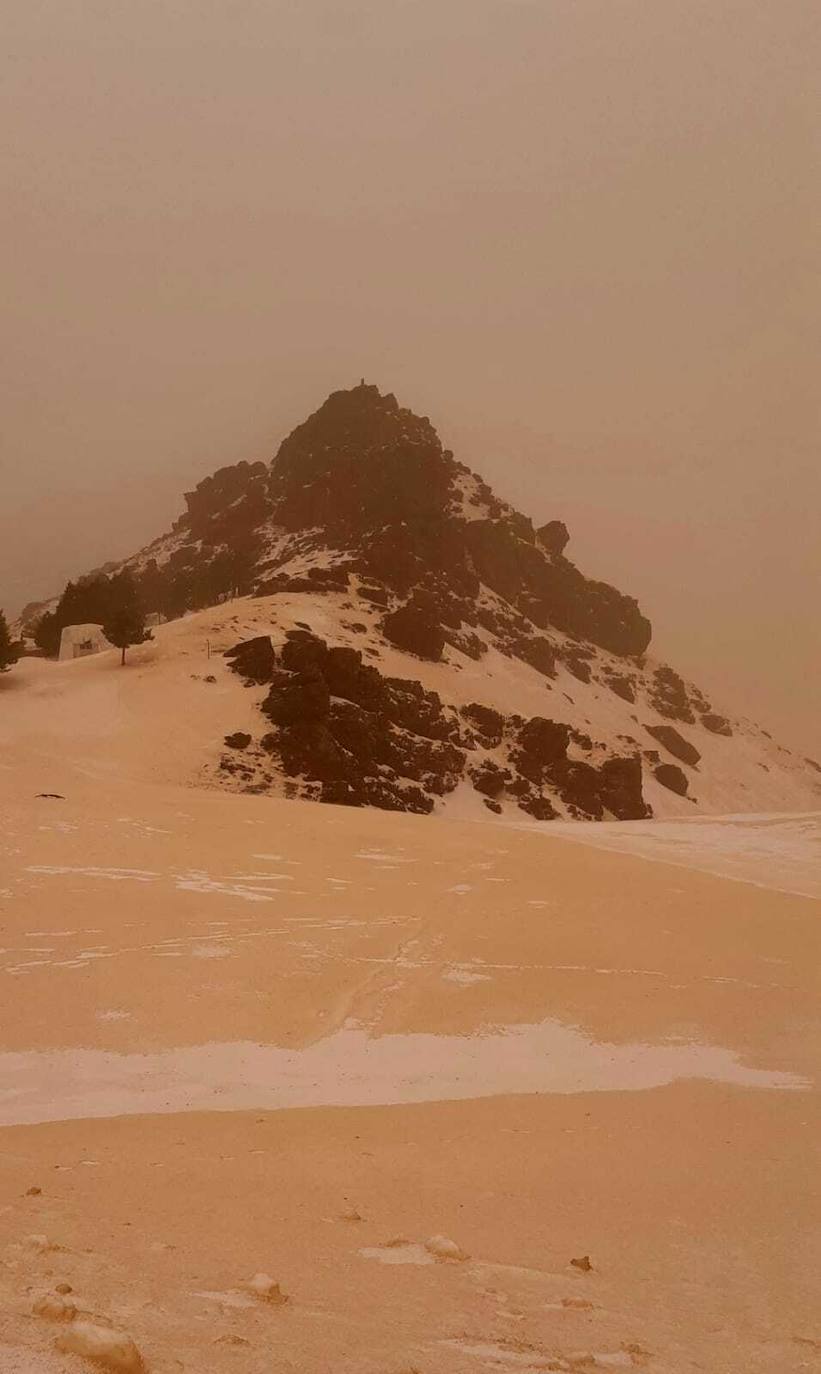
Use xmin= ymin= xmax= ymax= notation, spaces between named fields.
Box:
xmin=2 ymin=0 xmax=818 ymax=751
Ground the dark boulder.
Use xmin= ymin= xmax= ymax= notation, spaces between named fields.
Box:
xmin=654 ymin=763 xmax=689 ymax=795
xmin=645 ymin=724 xmax=701 ymax=767
xmin=470 ymin=761 xmax=510 ymax=798
xmin=358 ymin=582 xmax=392 ymax=607
xmin=513 ymin=717 xmax=570 ymax=785
xmin=517 ymin=717 xmax=570 ymax=768
xmin=701 ymin=712 xmax=733 ymax=737
xmin=278 ymin=720 xmax=349 ymax=781
xmin=224 ymin=732 xmax=252 ymax=750
xmin=381 ymin=599 xmax=445 ymax=661
xmin=281 ymin=629 xmax=328 ymax=675
xmin=522 ymin=752 xmax=649 ymax=821
xmin=537 ymin=520 xmax=570 ymax=556
xmin=507 ymin=634 xmax=556 ymax=678
xmin=595 ymin=756 xmax=649 ymax=819
xmin=262 ymin=668 xmax=330 ymax=727
xmin=224 ymin=636 xmax=276 ymax=684
xmin=326 ymin=647 xmax=386 ymax=709
xmin=547 ymin=759 xmax=605 ymax=818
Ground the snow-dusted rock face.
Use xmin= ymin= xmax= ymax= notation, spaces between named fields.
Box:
xmin=214 ymin=618 xmax=818 ymax=821
xmin=17 ymin=383 xmax=821 ymax=820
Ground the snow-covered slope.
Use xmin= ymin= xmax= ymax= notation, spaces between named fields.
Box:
xmin=4 ymin=591 xmax=817 ymax=823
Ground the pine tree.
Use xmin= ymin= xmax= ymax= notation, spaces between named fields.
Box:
xmin=102 ymin=573 xmax=152 ymax=666
xmin=0 ymin=610 xmax=17 ymax=672
xmin=34 ymin=609 xmax=61 ymax=657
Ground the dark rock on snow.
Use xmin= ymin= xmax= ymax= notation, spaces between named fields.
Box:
xmin=644 ymin=723 xmax=701 ymax=767
xmin=537 ymin=520 xmax=570 ymax=556
xmin=224 ymin=636 xmax=276 ymax=684
xmin=224 ymin=629 xmax=649 ymax=819
xmin=224 ymin=732 xmax=252 ymax=750
xmin=381 ymin=598 xmax=446 ymax=662
xmin=701 ymin=712 xmax=733 ymax=737
xmin=654 ymin=763 xmax=689 ymax=795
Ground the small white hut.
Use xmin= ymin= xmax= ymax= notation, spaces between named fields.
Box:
xmin=58 ymin=624 xmax=114 ymax=662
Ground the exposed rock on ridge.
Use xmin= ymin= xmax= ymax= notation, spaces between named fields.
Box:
xmin=222 ymin=629 xmax=650 ymax=820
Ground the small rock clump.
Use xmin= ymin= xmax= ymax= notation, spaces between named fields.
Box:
xmin=247 ymin=1273 xmax=289 ymax=1305
xmin=505 ymin=633 xmax=556 ymax=678
xmin=701 ymin=712 xmax=732 ymax=736
xmin=32 ymin=1293 xmax=76 ymax=1322
xmin=562 ymin=649 xmax=592 ymax=684
xmin=224 ymin=731 xmax=252 ymax=749
xmin=469 ymin=761 xmax=510 ymax=799
xmin=602 ymin=672 xmax=635 ymax=703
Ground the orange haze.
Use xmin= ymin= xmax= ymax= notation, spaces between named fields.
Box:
xmin=1 ymin=0 xmax=818 ymax=753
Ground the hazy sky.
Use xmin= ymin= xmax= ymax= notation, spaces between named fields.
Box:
xmin=2 ymin=0 xmax=819 ymax=752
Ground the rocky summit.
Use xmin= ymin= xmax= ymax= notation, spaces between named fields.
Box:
xmin=20 ymin=383 xmax=820 ymax=821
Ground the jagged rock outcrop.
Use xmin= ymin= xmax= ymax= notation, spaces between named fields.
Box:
xmin=251 ymin=631 xmax=464 ymax=812
xmin=181 ymin=460 xmax=269 ymax=543
xmin=537 ymin=520 xmax=570 ymax=555
xmin=46 ymin=381 xmax=654 ymax=676
xmin=256 ymin=385 xmax=652 ymax=658
xmin=222 ymin=630 xmax=649 ymax=820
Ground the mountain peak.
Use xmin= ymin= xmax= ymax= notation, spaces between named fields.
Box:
xmin=19 ymin=383 xmax=817 ymax=821
xmin=269 ymin=383 xmax=452 ymax=536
